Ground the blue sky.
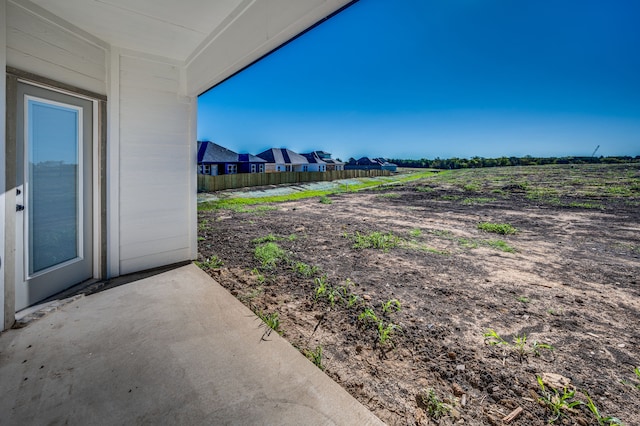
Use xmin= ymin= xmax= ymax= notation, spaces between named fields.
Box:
xmin=198 ymin=0 xmax=640 ymax=161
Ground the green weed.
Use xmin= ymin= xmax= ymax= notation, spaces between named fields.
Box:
xmin=294 ymin=262 xmax=319 ymax=277
xmin=198 ymin=220 xmax=211 ymax=231
xmin=255 ymin=310 xmax=282 ymax=336
xmin=485 ymin=239 xmax=516 ymax=252
xmin=319 ymin=195 xmax=332 ymax=204
xmin=419 ymin=388 xmax=451 ymax=420
xmin=358 ymin=308 xmax=379 ymax=325
xmin=304 ymin=346 xmax=324 ymax=370
xmin=382 ymin=299 xmax=402 ymax=314
xmin=314 ymin=275 xmax=328 ymax=299
xmin=252 ymin=234 xmax=279 ymax=244
xmin=254 ymin=242 xmax=287 ymax=269
xmin=583 ymin=392 xmax=624 ymax=425
xmin=410 ymin=228 xmax=422 ymax=238
xmin=517 ymin=296 xmax=530 ymax=303
xmin=377 ymin=321 xmax=399 ymax=346
xmin=536 ymin=376 xmax=581 ymax=424
xmin=477 ymin=222 xmax=518 ymax=235
xmin=195 ymin=256 xmax=224 ymax=270
xmin=352 ymin=231 xmax=401 ymax=251
xmin=462 ymin=197 xmax=496 ymax=205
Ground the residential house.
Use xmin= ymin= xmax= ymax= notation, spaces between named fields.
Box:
xmin=345 ymin=157 xmax=398 ymax=172
xmin=301 ymin=152 xmax=328 ymax=172
xmin=313 ymin=151 xmax=345 ymax=171
xmin=257 ymin=148 xmax=309 ymax=172
xmin=1 ymin=0 xmax=354 ymax=330
xmin=197 ymin=141 xmax=266 ymax=175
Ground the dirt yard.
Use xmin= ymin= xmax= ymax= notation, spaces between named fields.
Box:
xmin=197 ymin=164 xmax=640 ymax=425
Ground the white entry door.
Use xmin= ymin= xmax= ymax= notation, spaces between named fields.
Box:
xmin=15 ymin=82 xmax=94 ymax=310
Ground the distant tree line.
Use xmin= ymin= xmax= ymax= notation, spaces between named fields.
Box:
xmin=387 ymin=155 xmax=640 ymax=170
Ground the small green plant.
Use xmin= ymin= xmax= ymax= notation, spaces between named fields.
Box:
xmin=410 ymin=228 xmax=422 ymax=238
xmin=319 ymin=195 xmax=332 ymax=204
xmin=252 ymin=234 xmax=279 ymax=244
xmin=197 ymin=236 xmax=205 ymax=242
xmin=304 ymin=346 xmax=324 ymax=370
xmin=483 ymin=329 xmax=508 ymax=346
xmin=377 ymin=321 xmax=399 ymax=346
xmin=294 ymin=261 xmax=319 ymax=277
xmin=326 ymin=287 xmax=341 ymax=307
xmin=382 ymin=298 xmax=402 ymax=314
xmin=532 ymin=341 xmax=554 ymax=357
xmin=352 ymin=231 xmax=401 ymax=251
xmin=477 ymin=222 xmax=518 ymax=235
xmin=347 ymin=294 xmax=361 ymax=308
xmin=195 ymin=256 xmax=224 ymax=270
xmin=419 ymin=388 xmax=451 ymax=420
xmin=635 ymin=367 xmax=640 ymax=389
xmin=198 ymin=219 xmax=211 ymax=231
xmin=536 ymin=376 xmax=581 ymax=423
xmin=251 ymin=268 xmax=266 ymax=284
xmin=254 ymin=242 xmax=286 ymax=269
xmin=483 ymin=329 xmax=553 ymax=360
xmin=314 ymin=275 xmax=328 ymax=299
xmin=255 ymin=310 xmax=282 ymax=336
xmin=582 ymin=392 xmax=623 ymax=425
xmin=517 ymin=296 xmax=530 ymax=303
xmin=358 ymin=308 xmax=379 ymax=325
xmin=485 ymin=239 xmax=516 ymax=253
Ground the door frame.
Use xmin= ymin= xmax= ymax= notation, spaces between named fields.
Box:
xmin=4 ymin=67 xmax=107 ymax=328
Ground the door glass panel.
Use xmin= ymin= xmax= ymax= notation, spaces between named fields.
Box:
xmin=27 ymin=97 xmax=81 ymax=275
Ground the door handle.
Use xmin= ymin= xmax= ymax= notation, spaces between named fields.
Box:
xmin=16 ymin=204 xmax=25 ymax=212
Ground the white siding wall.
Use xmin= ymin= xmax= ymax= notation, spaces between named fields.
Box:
xmin=5 ymin=1 xmax=107 ymax=95
xmin=1 ymin=0 xmax=7 ymax=328
xmin=117 ymin=52 xmax=195 ymax=275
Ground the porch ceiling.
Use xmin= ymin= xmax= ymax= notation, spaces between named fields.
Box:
xmin=28 ymin=0 xmax=247 ymax=61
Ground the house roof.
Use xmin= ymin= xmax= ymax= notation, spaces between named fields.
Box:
xmin=198 ymin=141 xmax=266 ymax=164
xmin=301 ymin=152 xmax=327 ymax=164
xmin=257 ymin=148 xmax=309 ymax=165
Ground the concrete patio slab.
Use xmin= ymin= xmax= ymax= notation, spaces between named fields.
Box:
xmin=0 ymin=264 xmax=383 ymax=425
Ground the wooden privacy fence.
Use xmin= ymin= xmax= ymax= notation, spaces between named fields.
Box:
xmin=198 ymin=169 xmax=391 ymax=192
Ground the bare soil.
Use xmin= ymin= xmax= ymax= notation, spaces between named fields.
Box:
xmin=198 ymin=164 xmax=640 ymax=425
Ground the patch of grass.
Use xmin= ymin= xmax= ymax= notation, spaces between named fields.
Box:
xmin=352 ymin=231 xmax=401 ymax=252
xmin=462 ymin=197 xmax=496 ymax=205
xmin=194 ymin=256 xmax=224 ymax=270
xmin=517 ymin=296 xmax=530 ymax=303
xmin=255 ymin=310 xmax=282 ymax=336
xmin=254 ymin=242 xmax=287 ymax=269
xmin=477 ymin=222 xmax=518 ymax=235
xmin=294 ymin=261 xmax=319 ymax=277
xmin=197 ymin=236 xmax=205 ymax=242
xmin=304 ymin=346 xmax=324 ymax=370
xmin=252 ymin=234 xmax=279 ymax=244
xmin=419 ymin=388 xmax=451 ymax=420
xmin=198 ymin=219 xmax=211 ymax=231
xmin=485 ymin=239 xmax=516 ymax=252
xmin=409 ymin=228 xmax=422 ymax=238
xmin=319 ymin=195 xmax=332 ymax=204
xmin=237 ymin=286 xmax=264 ymax=303
xmin=463 ymin=183 xmax=480 ymax=192
xmin=567 ymin=201 xmax=605 ymax=209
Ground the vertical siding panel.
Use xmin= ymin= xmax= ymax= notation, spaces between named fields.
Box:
xmin=118 ymin=53 xmax=192 ymax=274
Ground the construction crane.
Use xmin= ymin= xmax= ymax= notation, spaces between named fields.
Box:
xmin=591 ymin=145 xmax=600 ymax=157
